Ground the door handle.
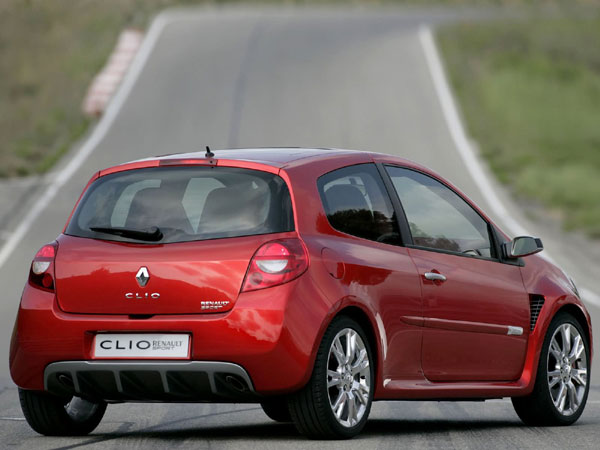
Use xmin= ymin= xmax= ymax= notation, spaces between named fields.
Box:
xmin=424 ymin=272 xmax=447 ymax=282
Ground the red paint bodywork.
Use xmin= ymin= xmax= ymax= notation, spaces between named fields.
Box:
xmin=10 ymin=148 xmax=593 ymax=401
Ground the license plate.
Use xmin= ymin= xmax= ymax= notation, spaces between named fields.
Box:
xmin=93 ymin=333 xmax=190 ymax=359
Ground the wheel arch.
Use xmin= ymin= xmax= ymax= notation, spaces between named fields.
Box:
xmin=555 ymin=303 xmax=592 ymax=353
xmin=522 ymin=298 xmax=593 ymax=393
xmin=333 ymin=306 xmax=380 ymax=385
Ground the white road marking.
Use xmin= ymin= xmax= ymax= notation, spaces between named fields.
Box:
xmin=0 ymin=13 xmax=172 ymax=271
xmin=418 ymin=26 xmax=528 ymax=238
xmin=418 ymin=25 xmax=600 ymax=308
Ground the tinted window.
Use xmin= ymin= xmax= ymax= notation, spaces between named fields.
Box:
xmin=67 ymin=166 xmax=293 ymax=243
xmin=386 ymin=166 xmax=493 ymax=257
xmin=318 ymin=164 xmax=400 ymax=245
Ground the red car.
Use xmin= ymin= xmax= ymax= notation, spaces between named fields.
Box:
xmin=10 ymin=148 xmax=591 ymax=439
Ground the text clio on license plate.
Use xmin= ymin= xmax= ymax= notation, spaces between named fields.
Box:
xmin=93 ymin=333 xmax=190 ymax=359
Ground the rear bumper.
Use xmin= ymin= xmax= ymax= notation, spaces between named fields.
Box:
xmin=44 ymin=361 xmax=259 ymax=402
xmin=10 ymin=275 xmax=331 ymax=395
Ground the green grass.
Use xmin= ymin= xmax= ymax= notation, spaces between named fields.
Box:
xmin=438 ymin=15 xmax=600 ymax=237
xmin=0 ymin=0 xmax=205 ymax=178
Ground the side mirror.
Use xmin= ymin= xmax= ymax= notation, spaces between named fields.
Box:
xmin=503 ymin=236 xmax=543 ymax=259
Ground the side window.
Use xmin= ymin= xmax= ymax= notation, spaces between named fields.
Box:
xmin=386 ymin=166 xmax=493 ymax=258
xmin=318 ymin=164 xmax=400 ymax=245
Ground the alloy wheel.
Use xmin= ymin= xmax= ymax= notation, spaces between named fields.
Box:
xmin=326 ymin=328 xmax=371 ymax=427
xmin=64 ymin=397 xmax=104 ymax=422
xmin=547 ymin=323 xmax=588 ymax=416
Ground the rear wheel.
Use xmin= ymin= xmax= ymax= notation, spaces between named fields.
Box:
xmin=261 ymin=397 xmax=292 ymax=422
xmin=512 ymin=312 xmax=589 ymax=426
xmin=19 ymin=389 xmax=107 ymax=436
xmin=288 ymin=316 xmax=374 ymax=439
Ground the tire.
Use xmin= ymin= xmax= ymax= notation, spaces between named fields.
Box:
xmin=288 ymin=316 xmax=374 ymax=439
xmin=512 ymin=312 xmax=590 ymax=426
xmin=261 ymin=397 xmax=292 ymax=422
xmin=19 ymin=389 xmax=107 ymax=436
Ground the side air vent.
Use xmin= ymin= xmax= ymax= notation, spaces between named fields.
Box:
xmin=529 ymin=295 xmax=545 ymax=331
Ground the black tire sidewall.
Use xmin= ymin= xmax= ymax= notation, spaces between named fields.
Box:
xmin=314 ymin=316 xmax=375 ymax=438
xmin=19 ymin=389 xmax=107 ymax=436
xmin=538 ymin=312 xmax=590 ymax=425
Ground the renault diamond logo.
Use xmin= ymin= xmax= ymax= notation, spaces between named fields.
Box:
xmin=136 ymin=267 xmax=150 ymax=287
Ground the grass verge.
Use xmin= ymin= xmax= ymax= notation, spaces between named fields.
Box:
xmin=0 ymin=0 xmax=207 ymax=178
xmin=438 ymin=13 xmax=600 ymax=237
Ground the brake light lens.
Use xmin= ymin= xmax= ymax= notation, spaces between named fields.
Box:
xmin=29 ymin=242 xmax=58 ymax=292
xmin=242 ymin=238 xmax=308 ymax=292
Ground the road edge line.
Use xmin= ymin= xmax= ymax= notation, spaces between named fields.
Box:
xmin=418 ymin=25 xmax=600 ymax=308
xmin=0 ymin=14 xmax=171 ymax=271
xmin=418 ymin=25 xmax=528 ymax=238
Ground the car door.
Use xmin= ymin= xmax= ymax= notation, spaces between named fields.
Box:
xmin=384 ymin=165 xmax=530 ymax=382
xmin=316 ymin=163 xmax=424 ymax=382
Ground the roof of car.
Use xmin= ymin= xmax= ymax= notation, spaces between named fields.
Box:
xmin=156 ymin=147 xmax=362 ymax=166
xmin=98 ymin=147 xmax=423 ymax=177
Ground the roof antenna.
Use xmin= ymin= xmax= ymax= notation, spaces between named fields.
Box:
xmin=205 ymin=146 xmax=215 ymax=158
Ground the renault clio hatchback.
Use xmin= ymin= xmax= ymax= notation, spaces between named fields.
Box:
xmin=10 ymin=148 xmax=591 ymax=439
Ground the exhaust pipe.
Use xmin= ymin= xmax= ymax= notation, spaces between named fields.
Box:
xmin=57 ymin=373 xmax=74 ymax=389
xmin=225 ymin=375 xmax=247 ymax=392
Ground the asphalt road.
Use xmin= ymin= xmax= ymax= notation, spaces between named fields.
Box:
xmin=2 ymin=388 xmax=600 ymax=449
xmin=1 ymin=6 xmax=599 ymax=448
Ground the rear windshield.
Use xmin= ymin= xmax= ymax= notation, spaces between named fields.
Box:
xmin=66 ymin=166 xmax=294 ymax=244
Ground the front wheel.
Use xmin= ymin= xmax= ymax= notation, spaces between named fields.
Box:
xmin=288 ymin=316 xmax=374 ymax=439
xmin=19 ymin=389 xmax=107 ymax=436
xmin=512 ymin=312 xmax=590 ymax=426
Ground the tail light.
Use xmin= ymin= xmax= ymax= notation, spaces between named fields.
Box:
xmin=29 ymin=242 xmax=58 ymax=292
xmin=242 ymin=238 xmax=308 ymax=292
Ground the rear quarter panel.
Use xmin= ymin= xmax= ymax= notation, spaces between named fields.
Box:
xmin=283 ymin=154 xmax=425 ymax=397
